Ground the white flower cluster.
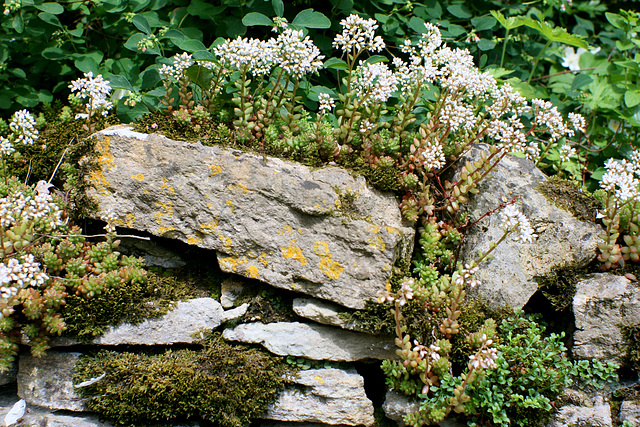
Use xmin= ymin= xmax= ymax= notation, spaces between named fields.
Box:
xmin=214 ymin=30 xmax=324 ymax=79
xmin=454 ymin=263 xmax=480 ymax=288
xmin=469 ymin=335 xmax=498 ymax=369
xmin=498 ymin=204 xmax=537 ymax=243
xmin=531 ymin=99 xmax=573 ymax=142
xmin=318 ymin=93 xmax=335 ymax=113
xmin=439 ymin=98 xmax=477 ymax=132
xmin=377 ymin=278 xmax=414 ymax=305
xmin=275 ymin=29 xmax=324 ymax=79
xmin=412 ymin=341 xmax=441 ymax=361
xmin=214 ymin=37 xmax=276 ymax=76
xmin=68 ymin=72 xmax=113 ymax=118
xmin=159 ymin=52 xmax=194 ymax=81
xmin=412 ymin=139 xmax=446 ymax=171
xmin=8 ymin=109 xmax=38 ymax=146
xmin=559 ymin=144 xmax=577 ymax=163
xmin=0 ymin=190 xmax=64 ymax=230
xmin=101 ymin=210 xmax=118 ymax=234
xmin=332 ymin=14 xmax=385 ymax=55
xmin=568 ymin=112 xmax=587 ymax=133
xmin=600 ymin=157 xmax=640 ymax=203
xmin=0 ymin=255 xmax=48 ymax=300
xmin=352 ymin=62 xmax=398 ymax=106
xmin=0 ymin=136 xmax=12 ymax=156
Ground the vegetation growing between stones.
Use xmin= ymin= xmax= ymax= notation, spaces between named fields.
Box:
xmin=1 ymin=0 xmax=640 ymax=425
xmin=73 ymin=332 xmax=295 ymax=426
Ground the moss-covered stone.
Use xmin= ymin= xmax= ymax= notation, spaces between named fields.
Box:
xmin=536 ymin=176 xmax=601 ymax=224
xmin=61 ymin=263 xmax=219 ymax=341
xmin=73 ymin=332 xmax=295 ymax=426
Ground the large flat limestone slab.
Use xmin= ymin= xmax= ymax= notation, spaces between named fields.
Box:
xmin=87 ymin=126 xmax=414 ymax=309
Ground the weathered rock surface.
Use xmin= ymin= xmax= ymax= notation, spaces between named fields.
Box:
xmin=620 ymin=400 xmax=640 ymax=426
xmin=459 ymin=145 xmax=601 ymax=309
xmin=546 ymin=394 xmax=612 ymax=427
xmin=382 ymin=390 xmax=420 ymax=427
xmin=263 ymin=368 xmax=374 ymax=426
xmin=0 ymin=362 xmax=17 ymax=386
xmin=292 ymin=297 xmax=368 ymax=332
xmin=119 ymin=236 xmax=186 ymax=268
xmin=87 ymin=125 xmax=414 ymax=309
xmin=18 ymin=352 xmax=85 ymax=411
xmin=223 ymin=322 xmax=397 ymax=361
xmin=52 ymin=298 xmax=247 ymax=346
xmin=573 ymin=274 xmax=640 ymax=363
xmin=220 ymin=278 xmax=246 ymax=309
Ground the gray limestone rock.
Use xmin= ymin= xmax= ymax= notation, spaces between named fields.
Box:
xmin=221 ymin=279 xmax=246 ymax=309
xmin=546 ymin=394 xmax=612 ymax=427
xmin=573 ymin=274 xmax=640 ymax=363
xmin=86 ymin=125 xmax=414 ymax=309
xmin=382 ymin=390 xmax=420 ymax=427
xmin=263 ymin=368 xmax=375 ymax=426
xmin=17 ymin=352 xmax=86 ymax=411
xmin=292 ymin=297 xmax=369 ymax=333
xmin=223 ymin=322 xmax=397 ymax=361
xmin=620 ymin=400 xmax=640 ymax=426
xmin=459 ymin=145 xmax=601 ymax=309
xmin=52 ymin=298 xmax=248 ymax=346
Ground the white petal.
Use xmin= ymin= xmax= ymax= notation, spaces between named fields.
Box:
xmin=4 ymin=399 xmax=26 ymax=426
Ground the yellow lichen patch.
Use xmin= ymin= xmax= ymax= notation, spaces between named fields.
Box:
xmin=219 ymin=256 xmax=247 ymax=273
xmin=157 ymin=226 xmax=175 ymax=235
xmin=88 ymin=169 xmax=112 ymax=196
xmin=160 ymin=177 xmax=175 ymax=194
xmin=281 ymin=240 xmax=307 ymax=266
xmin=114 ymin=213 xmax=136 ymax=228
xmin=278 ymin=225 xmax=293 ymax=236
xmin=314 ymin=375 xmax=324 ymax=385
xmin=314 ymin=241 xmax=343 ymax=280
xmin=131 ymin=173 xmax=145 ymax=181
xmin=247 ymin=265 xmax=259 ymax=279
xmin=187 ymin=237 xmax=202 ymax=245
xmin=209 ymin=165 xmax=222 ymax=176
xmin=367 ymin=235 xmax=386 ymax=251
xmin=366 ymin=224 xmax=381 ymax=234
xmin=228 ymin=184 xmax=249 ymax=194
xmin=95 ymin=136 xmax=115 ymax=169
xmin=153 ymin=201 xmax=174 ymax=224
xmin=258 ymin=252 xmax=269 ymax=267
xmin=200 ymin=219 xmax=219 ymax=234
xmin=218 ymin=235 xmax=233 ymax=252
xmin=226 ymin=200 xmax=234 ymax=213
xmin=385 ymin=226 xmax=399 ymax=235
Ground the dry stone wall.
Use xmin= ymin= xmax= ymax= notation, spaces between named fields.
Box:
xmin=1 ymin=128 xmax=638 ymax=427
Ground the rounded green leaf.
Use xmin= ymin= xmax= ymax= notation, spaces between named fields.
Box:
xmin=324 ymin=58 xmax=347 ymax=70
xmin=291 ymin=9 xmax=331 ymax=29
xmin=35 ymin=2 xmax=65 ymax=14
xmin=74 ymin=56 xmax=99 ymax=74
xmin=272 ymin=0 xmax=284 ymax=17
xmin=242 ymin=12 xmax=273 ymax=27
xmin=172 ymin=39 xmax=207 ymax=53
xmin=108 ymin=75 xmax=134 ymax=92
xmin=132 ymin=15 xmax=152 ymax=35
xmin=447 ymin=4 xmax=471 ymax=19
xmin=37 ymin=12 xmax=61 ymax=28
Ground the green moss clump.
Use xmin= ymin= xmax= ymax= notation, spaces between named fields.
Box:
xmin=622 ymin=324 xmax=640 ymax=373
xmin=74 ymin=332 xmax=295 ymax=426
xmin=536 ymin=176 xmax=601 ymax=224
xmin=134 ymin=110 xmax=232 ymax=147
xmin=61 ymin=266 xmax=201 ymax=341
xmin=534 ymin=266 xmax=592 ymax=312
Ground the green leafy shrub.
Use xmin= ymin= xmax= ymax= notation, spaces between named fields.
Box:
xmin=73 ymin=332 xmax=295 ymax=427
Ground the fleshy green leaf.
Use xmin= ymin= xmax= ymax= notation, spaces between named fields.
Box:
xmin=447 ymin=4 xmax=471 ymax=19
xmin=625 ymin=90 xmax=640 ymax=108
xmin=37 ymin=12 xmax=62 ymax=27
xmin=272 ymin=0 xmax=284 ymax=17
xmin=172 ymin=39 xmax=207 ymax=52
xmin=242 ymin=12 xmax=273 ymax=27
xmin=108 ymin=75 xmax=134 ymax=92
xmin=291 ymin=9 xmax=331 ymax=29
xmin=132 ymin=15 xmax=152 ymax=35
xmin=323 ymin=58 xmax=348 ymax=70
xmin=571 ymin=73 xmax=593 ymax=91
xmin=34 ymin=2 xmax=64 ymax=14
xmin=74 ymin=56 xmax=99 ymax=74
xmin=471 ymin=16 xmax=497 ymax=31
xmin=185 ymin=64 xmax=213 ymax=90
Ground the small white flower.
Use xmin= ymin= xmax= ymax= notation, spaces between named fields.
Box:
xmin=332 ymin=14 xmax=385 ymax=55
xmin=499 ymin=204 xmax=537 ymax=243
xmin=318 ymin=93 xmax=335 ymax=113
